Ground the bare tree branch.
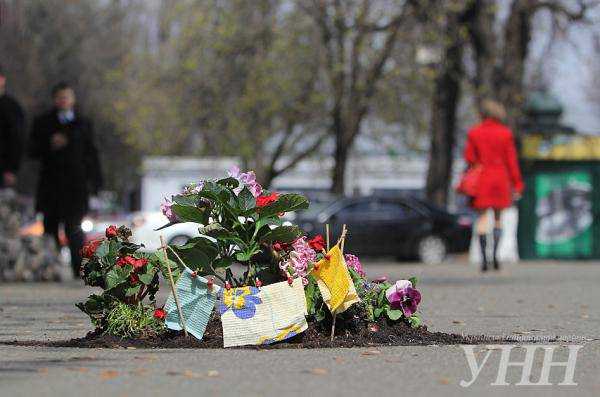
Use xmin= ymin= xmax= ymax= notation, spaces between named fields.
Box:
xmin=534 ymin=0 xmax=598 ymax=21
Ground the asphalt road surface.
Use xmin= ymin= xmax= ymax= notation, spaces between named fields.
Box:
xmin=1 ymin=258 xmax=599 ymax=396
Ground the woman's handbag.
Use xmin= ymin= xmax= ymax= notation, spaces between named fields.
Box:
xmin=456 ymin=165 xmax=482 ymax=197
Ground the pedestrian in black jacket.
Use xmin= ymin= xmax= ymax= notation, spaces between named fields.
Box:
xmin=29 ymin=82 xmax=103 ymax=277
xmin=0 ymin=64 xmax=25 ymax=188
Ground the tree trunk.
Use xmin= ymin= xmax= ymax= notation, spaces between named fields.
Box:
xmin=331 ymin=123 xmax=349 ymax=195
xmin=467 ymin=0 xmax=497 ymax=106
xmin=425 ymin=14 xmax=464 ymax=207
xmin=495 ymin=0 xmax=533 ymax=135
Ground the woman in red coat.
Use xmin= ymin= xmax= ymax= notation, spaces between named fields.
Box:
xmin=463 ymin=100 xmax=524 ymax=271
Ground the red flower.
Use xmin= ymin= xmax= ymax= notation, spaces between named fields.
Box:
xmin=256 ymin=192 xmax=279 ymax=208
xmin=105 ymin=225 xmax=118 ymax=238
xmin=132 ymin=257 xmax=148 ymax=270
xmin=130 ymin=273 xmax=139 ymax=284
xmin=80 ymin=239 xmax=103 ymax=259
xmin=153 ymin=308 xmax=166 ymax=320
xmin=116 ymin=256 xmax=148 ymax=270
xmin=116 ymin=256 xmax=129 ymax=267
xmin=308 ymin=235 xmax=325 ymax=252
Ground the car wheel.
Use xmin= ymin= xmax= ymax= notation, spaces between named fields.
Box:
xmin=169 ymin=235 xmax=190 ymax=247
xmin=417 ymin=235 xmax=447 ymax=265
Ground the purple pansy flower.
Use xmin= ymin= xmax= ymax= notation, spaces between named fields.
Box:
xmin=160 ymin=197 xmax=179 ymax=223
xmin=385 ymin=280 xmax=422 ymax=317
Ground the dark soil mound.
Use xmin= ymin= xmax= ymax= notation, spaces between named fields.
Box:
xmin=2 ymin=308 xmax=492 ymax=349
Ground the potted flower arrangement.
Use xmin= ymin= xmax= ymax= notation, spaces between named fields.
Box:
xmin=74 ymin=167 xmax=424 ymax=346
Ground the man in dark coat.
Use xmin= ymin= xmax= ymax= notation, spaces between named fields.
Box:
xmin=29 ymin=82 xmax=103 ymax=277
xmin=0 ymin=64 xmax=25 ymax=188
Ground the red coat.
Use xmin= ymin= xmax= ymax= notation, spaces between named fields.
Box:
xmin=464 ymin=118 xmax=524 ymax=210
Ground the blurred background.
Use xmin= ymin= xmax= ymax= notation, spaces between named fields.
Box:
xmin=2 ymin=0 xmax=600 ymax=279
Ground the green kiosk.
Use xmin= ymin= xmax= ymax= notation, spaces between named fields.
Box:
xmin=518 ymin=92 xmax=600 ymax=260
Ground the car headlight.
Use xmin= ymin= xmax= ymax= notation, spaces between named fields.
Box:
xmin=81 ymin=219 xmax=94 ymax=233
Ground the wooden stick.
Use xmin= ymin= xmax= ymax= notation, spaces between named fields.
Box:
xmin=331 ymin=224 xmax=347 ymax=342
xmin=160 ymin=236 xmax=188 ymax=337
xmin=330 ymin=312 xmax=337 ymax=342
xmin=339 ymin=224 xmax=347 ymax=253
xmin=325 ymin=223 xmax=330 ymax=251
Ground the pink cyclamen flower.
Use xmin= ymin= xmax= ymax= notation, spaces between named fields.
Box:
xmin=385 ymin=280 xmax=421 ymax=317
xmin=279 ymin=237 xmax=316 ymax=285
xmin=228 ymin=166 xmax=263 ymax=198
xmin=344 ymin=254 xmax=365 ymax=277
xmin=160 ymin=198 xmax=178 ymax=223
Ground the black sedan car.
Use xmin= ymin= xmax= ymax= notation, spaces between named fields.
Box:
xmin=296 ymin=195 xmax=472 ymax=264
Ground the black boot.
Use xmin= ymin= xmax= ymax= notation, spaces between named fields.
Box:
xmin=479 ymin=235 xmax=488 ymax=272
xmin=493 ymin=228 xmax=502 ymax=270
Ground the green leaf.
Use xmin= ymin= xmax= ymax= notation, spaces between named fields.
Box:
xmin=237 ymin=187 xmax=256 ymax=211
xmin=105 ymin=266 xmax=130 ymax=290
xmin=170 ymin=237 xmax=219 ymax=269
xmin=409 ymin=276 xmax=418 ymax=288
xmin=408 ymin=314 xmax=422 ymax=328
xmin=152 ymin=252 xmax=181 ymax=280
xmin=172 ymin=203 xmax=208 ymax=224
xmin=138 ymin=272 xmax=155 ymax=285
xmin=198 ymin=222 xmax=227 ymax=236
xmin=261 ymin=225 xmax=304 ymax=244
xmin=76 ymin=294 xmax=110 ymax=315
xmin=173 ymin=194 xmax=199 ymax=206
xmin=386 ymin=308 xmax=404 ymax=321
xmin=373 ymin=307 xmax=384 ymax=319
xmin=258 ymin=194 xmax=309 ymax=217
xmin=212 ymin=257 xmax=233 ymax=269
xmin=95 ymin=240 xmax=110 ymax=258
xmin=315 ymin=308 xmax=326 ymax=322
xmin=125 ymin=284 xmax=142 ymax=297
xmin=217 ymin=177 xmax=240 ymax=189
xmin=253 ymin=215 xmax=281 ymax=236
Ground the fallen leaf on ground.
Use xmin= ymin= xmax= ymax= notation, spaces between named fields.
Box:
xmin=131 ymin=368 xmax=148 ymax=376
xmin=308 ymin=368 xmax=328 ymax=375
xmin=333 ymin=357 xmax=345 ymax=363
xmin=361 ymin=349 xmax=382 ymax=356
xmin=548 ymin=304 xmax=556 ymax=309
xmin=438 ymin=377 xmax=451 ymax=385
xmin=134 ymin=355 xmax=157 ymax=362
xmin=184 ymin=370 xmax=203 ymax=379
xmin=67 ymin=367 xmax=89 ymax=373
xmin=207 ymin=370 xmax=219 ymax=377
xmin=38 ymin=367 xmax=48 ymax=374
xmin=100 ymin=370 xmax=120 ymax=380
xmin=452 ymin=320 xmax=464 ymax=325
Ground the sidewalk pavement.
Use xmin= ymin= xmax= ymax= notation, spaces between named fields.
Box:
xmin=1 ymin=259 xmax=599 ymax=396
